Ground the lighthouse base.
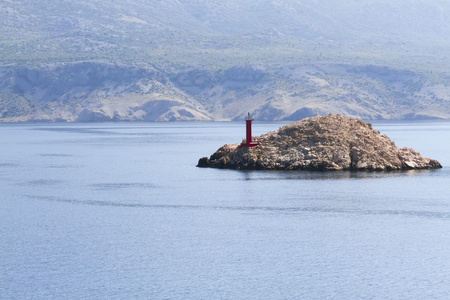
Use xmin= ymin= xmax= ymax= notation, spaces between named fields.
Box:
xmin=238 ymin=142 xmax=259 ymax=148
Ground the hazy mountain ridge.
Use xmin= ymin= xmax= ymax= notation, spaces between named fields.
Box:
xmin=1 ymin=62 xmax=449 ymax=122
xmin=1 ymin=0 xmax=450 ymax=121
xmin=0 ymin=62 xmax=211 ymax=122
xmin=3 ymin=0 xmax=450 ymax=66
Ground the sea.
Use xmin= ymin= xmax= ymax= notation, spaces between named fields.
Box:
xmin=1 ymin=120 xmax=450 ymax=300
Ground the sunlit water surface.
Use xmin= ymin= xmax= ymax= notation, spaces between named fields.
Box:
xmin=1 ymin=121 xmax=450 ymax=299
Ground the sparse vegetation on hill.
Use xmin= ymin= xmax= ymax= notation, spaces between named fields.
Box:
xmin=1 ymin=0 xmax=450 ymax=121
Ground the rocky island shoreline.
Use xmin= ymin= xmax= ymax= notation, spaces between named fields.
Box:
xmin=197 ymin=114 xmax=442 ymax=171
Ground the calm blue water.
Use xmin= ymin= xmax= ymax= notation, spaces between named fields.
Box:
xmin=1 ymin=121 xmax=450 ymax=299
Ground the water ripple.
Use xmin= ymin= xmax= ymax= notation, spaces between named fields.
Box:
xmin=38 ymin=153 xmax=73 ymax=157
xmin=0 ymin=163 xmax=19 ymax=168
xmin=24 ymin=195 xmax=450 ymax=220
xmin=89 ymin=183 xmax=158 ymax=190
xmin=25 ymin=179 xmax=64 ymax=186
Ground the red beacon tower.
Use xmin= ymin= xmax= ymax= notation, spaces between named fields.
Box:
xmin=239 ymin=112 xmax=259 ymax=148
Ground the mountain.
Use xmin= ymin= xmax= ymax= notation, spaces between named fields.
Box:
xmin=1 ymin=0 xmax=450 ymax=121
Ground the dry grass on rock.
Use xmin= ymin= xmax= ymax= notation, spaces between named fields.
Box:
xmin=198 ymin=114 xmax=442 ymax=171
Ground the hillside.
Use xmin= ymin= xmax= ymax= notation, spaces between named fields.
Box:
xmin=1 ymin=0 xmax=450 ymax=121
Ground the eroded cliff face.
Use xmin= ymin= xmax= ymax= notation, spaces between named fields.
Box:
xmin=197 ymin=114 xmax=442 ymax=171
xmin=0 ymin=62 xmax=212 ymax=122
xmin=2 ymin=62 xmax=450 ymax=122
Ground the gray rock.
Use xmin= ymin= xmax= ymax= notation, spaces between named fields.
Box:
xmin=197 ymin=114 xmax=442 ymax=171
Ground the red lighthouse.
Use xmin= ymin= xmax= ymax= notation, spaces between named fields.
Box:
xmin=239 ymin=113 xmax=259 ymax=148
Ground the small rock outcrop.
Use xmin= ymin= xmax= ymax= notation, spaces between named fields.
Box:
xmin=197 ymin=114 xmax=442 ymax=171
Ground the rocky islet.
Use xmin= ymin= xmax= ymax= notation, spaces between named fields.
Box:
xmin=197 ymin=114 xmax=442 ymax=171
